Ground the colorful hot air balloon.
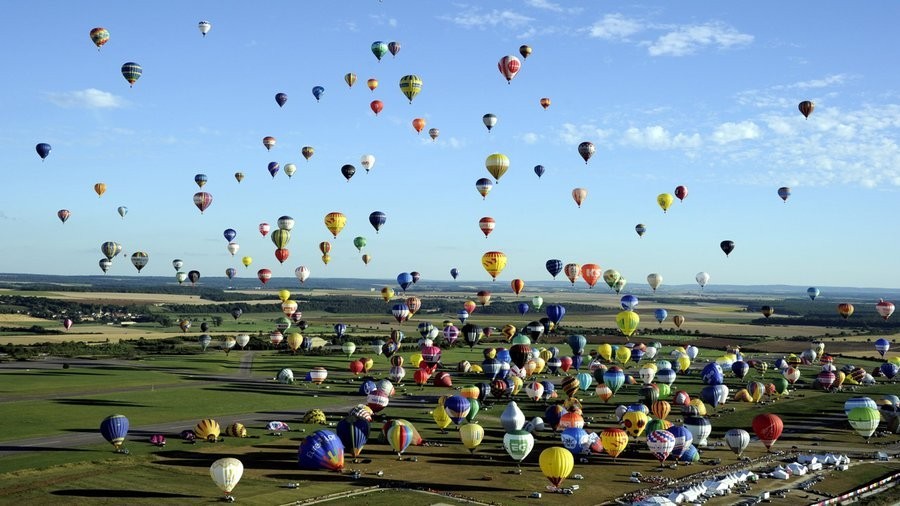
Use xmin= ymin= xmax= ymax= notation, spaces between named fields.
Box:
xmin=798 ymin=100 xmax=815 ymax=119
xmin=57 ymin=209 xmax=70 ymax=223
xmin=616 ymin=311 xmax=640 ymax=338
xmin=412 ymin=118 xmax=426 ymax=133
xmin=635 ymin=223 xmax=646 ymax=237
xmin=481 ymin=251 xmax=507 ymax=281
xmin=233 ymin=172 xmax=244 ymax=183
xmin=399 ymin=75 xmax=422 ymax=103
xmin=428 ymin=128 xmax=439 ymax=141
xmin=540 ymin=97 xmax=551 ymax=110
xmin=519 ymin=45 xmax=532 ymax=58
xmin=298 ymin=430 xmax=345 ymax=471
xmin=478 ymin=217 xmax=495 ymax=238
xmin=475 ymin=178 xmax=493 ymax=199
xmin=837 ymin=303 xmax=854 ymax=319
xmin=121 ymin=62 xmax=142 ymax=87
xmin=193 ymin=192 xmax=212 ymax=213
xmin=302 ymin=146 xmax=315 ymax=161
xmin=388 ymin=41 xmax=401 ymax=57
xmin=876 ymin=299 xmax=895 ymax=320
xmin=90 ymin=27 xmax=110 ymax=49
xmin=510 ymin=278 xmax=525 ymax=295
xmin=324 ymin=212 xmax=347 ymax=238
xmin=581 ymin=264 xmax=601 ymax=289
xmin=344 ymin=73 xmax=357 ymax=88
xmin=498 ymin=55 xmax=521 ymax=83
xmin=262 ymin=136 xmax=276 ymax=151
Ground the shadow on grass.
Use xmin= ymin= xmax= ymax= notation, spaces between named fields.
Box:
xmin=55 ymin=399 xmax=147 ymax=407
xmin=153 ymin=449 xmax=297 ymax=470
xmin=52 ymin=489 xmax=201 ymax=499
xmin=0 ymin=445 xmax=92 ymax=452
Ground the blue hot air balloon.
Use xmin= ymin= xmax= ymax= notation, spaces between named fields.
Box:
xmin=267 ymin=161 xmax=280 ymax=178
xmin=312 ymin=86 xmax=325 ymax=102
xmin=334 ymin=323 xmax=347 ymax=340
xmin=516 ymin=302 xmax=530 ymax=315
xmin=604 ymin=368 xmax=625 ymax=394
xmin=450 ymin=268 xmax=459 ymax=280
xmin=875 ymin=338 xmax=890 ymax=357
xmin=546 ymin=304 xmax=566 ymax=326
xmin=654 ymin=308 xmax=668 ymax=323
xmin=369 ymin=211 xmax=387 ymax=233
xmin=194 ymin=173 xmax=208 ymax=187
xmin=807 ymin=287 xmax=820 ymax=300
xmin=275 ymin=92 xmax=288 ymax=107
xmin=444 ymin=395 xmax=471 ymax=426
xmin=545 ymin=259 xmax=563 ymax=279
xmin=223 ymin=228 xmax=237 ymax=242
xmin=701 ymin=363 xmax=724 ymax=385
xmin=620 ymin=294 xmax=639 ymax=311
xmin=731 ymin=361 xmax=749 ymax=380
xmin=298 ymin=430 xmax=345 ymax=471
xmin=36 ymin=143 xmax=51 ymax=160
xmin=100 ymin=414 xmax=130 ymax=452
xmin=534 ymin=165 xmax=545 ymax=178
xmin=225 ymin=268 xmax=237 ymax=280
xmin=336 ymin=417 xmax=370 ymax=459
xmin=397 ymin=272 xmax=413 ymax=292
xmin=567 ymin=335 xmax=587 ymax=356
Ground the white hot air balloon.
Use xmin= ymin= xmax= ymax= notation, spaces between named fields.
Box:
xmin=647 ymin=273 xmax=663 ymax=292
xmin=500 ymin=401 xmax=526 ymax=432
xmin=724 ymin=428 xmax=750 ymax=456
xmin=295 ymin=266 xmax=310 ymax=284
xmin=236 ymin=334 xmax=250 ymax=349
xmin=360 ymin=154 xmax=375 ymax=173
xmin=227 ymin=242 xmax=239 ymax=256
xmin=695 ymin=271 xmax=710 ymax=290
xmin=198 ymin=21 xmax=212 ymax=37
xmin=209 ymin=457 xmax=243 ymax=499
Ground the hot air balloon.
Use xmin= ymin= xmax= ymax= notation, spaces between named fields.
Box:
xmin=371 ymin=41 xmax=388 ymax=61
xmin=581 ymin=264 xmax=601 ymax=288
xmin=257 ymin=268 xmax=272 ymax=285
xmin=760 ymin=306 xmax=774 ymax=318
xmin=807 ymin=287 xmax=819 ymax=300
xmin=503 ymin=430 xmax=534 ymax=465
xmin=262 ymin=136 xmax=276 ymax=151
xmin=674 ymin=185 xmax=688 ymax=202
xmin=539 ymin=447 xmax=573 ymax=489
xmin=337 ymin=416 xmax=369 ymax=460
xmin=571 ymin=188 xmax=588 ymax=208
xmin=370 ymin=100 xmax=383 ymax=115
xmin=412 ymin=117 xmax=426 ymax=134
xmin=798 ymin=100 xmax=815 ymax=119
xmin=275 ymin=92 xmax=288 ymax=107
xmin=100 ymin=414 xmax=129 ymax=452
xmin=564 ymin=263 xmax=580 ymax=285
xmin=616 ymin=311 xmax=640 ymax=338
xmin=498 ymin=55 xmax=521 ymax=83
xmin=545 ymin=259 xmax=563 ymax=279
xmin=620 ymin=294 xmax=638 ymax=311
xmin=362 ymin=254 xmax=372 ymax=265
xmin=720 ymin=240 xmax=735 ymax=257
xmin=428 ymin=128 xmax=439 ymax=141
xmin=751 ymin=413 xmax=783 ymax=451
xmin=577 ymin=141 xmax=595 ymax=164
xmin=655 ymin=308 xmax=668 ymax=324
xmin=365 ymin=211 xmax=387 ymax=233
xmin=302 ymin=146 xmax=314 ymax=161
xmin=481 ymin=251 xmax=507 ymax=280
xmin=121 ymin=62 xmax=142 ymax=87
xmin=475 ymin=178 xmax=493 ymax=199
xmin=193 ymin=192 xmax=212 ymax=213
xmin=90 ymin=27 xmax=110 ymax=49
xmin=35 ymin=142 xmax=51 ymax=161
xmin=345 ymin=73 xmax=357 ymax=88
xmin=94 ymin=182 xmax=106 ymax=197
xmin=485 ymin=153 xmax=509 ymax=182
xmin=876 ymin=299 xmax=895 ymax=320
xmin=848 ymin=407 xmax=880 ymax=440
xmin=387 ymin=40 xmax=401 ymax=57
xmin=635 ymin=223 xmax=646 ymax=237
xmin=324 ymin=212 xmax=347 ymax=238
xmin=298 ymin=430 xmax=345 ymax=471
xmin=482 ymin=113 xmax=498 ymax=132
xmin=450 ymin=268 xmax=459 ymax=280
xmin=233 ymin=172 xmax=244 ymax=183
xmin=647 ymin=273 xmax=663 ymax=292
xmin=312 ymin=86 xmax=324 ymax=102
xmin=510 ymin=278 xmax=525 ymax=295
xmin=399 ymin=75 xmax=422 ymax=103
xmin=130 ymin=252 xmax=149 ymax=272
xmin=875 ymin=338 xmax=891 ymax=357
xmin=209 ymin=457 xmax=242 ymax=500
xmin=283 ymin=163 xmax=297 ymax=178
xmin=777 ymin=186 xmax=791 ymax=202
xmin=838 ymin=303 xmax=854 ymax=319
xmin=478 ymin=217 xmax=495 ymax=238
xmin=540 ymin=97 xmax=551 ymax=110
xmin=724 ymin=428 xmax=750 ymax=456
xmin=57 ymin=209 xmax=70 ymax=223
xmin=267 ymin=161 xmax=280 ymax=178
xmin=657 ymin=193 xmax=674 ymax=213
xmin=196 ymin=20 xmax=212 ymax=36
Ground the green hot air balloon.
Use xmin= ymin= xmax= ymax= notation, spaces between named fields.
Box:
xmin=353 ymin=236 xmax=367 ymax=252
xmin=271 ymin=229 xmax=290 ymax=249
xmin=848 ymin=407 xmax=880 ymax=440
xmin=503 ymin=430 xmax=534 ymax=465
xmin=371 ymin=41 xmax=388 ymax=61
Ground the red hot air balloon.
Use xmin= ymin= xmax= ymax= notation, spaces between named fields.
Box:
xmin=674 ymin=185 xmax=688 ymax=202
xmin=497 ymin=55 xmax=521 ymax=83
xmin=257 ymin=269 xmax=272 ymax=285
xmin=274 ymin=248 xmax=290 ymax=264
xmin=370 ymin=100 xmax=383 ymax=116
xmin=751 ymin=413 xmax=783 ymax=451
xmin=510 ymin=279 xmax=525 ymax=295
xmin=193 ymin=192 xmax=213 ymax=214
xmin=478 ymin=217 xmax=495 ymax=238
xmin=259 ymin=223 xmax=270 ymax=237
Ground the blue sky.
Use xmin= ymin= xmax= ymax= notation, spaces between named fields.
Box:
xmin=2 ymin=1 xmax=899 ymax=289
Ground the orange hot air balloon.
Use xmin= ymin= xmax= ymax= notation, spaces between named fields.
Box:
xmin=370 ymin=100 xmax=383 ymax=115
xmin=540 ymin=97 xmax=551 ymax=110
xmin=510 ymin=279 xmax=525 ymax=295
xmin=367 ymin=78 xmax=378 ymax=91
xmin=94 ymin=183 xmax=107 ymax=197
xmin=412 ymin=118 xmax=426 ymax=134
xmin=478 ymin=217 xmax=495 ymax=238
xmin=837 ymin=303 xmax=854 ymax=319
xmin=572 ymin=188 xmax=587 ymax=208
xmin=564 ymin=263 xmax=580 ymax=285
xmin=580 ymin=263 xmax=602 ymax=289
xmin=463 ymin=300 xmax=477 ymax=315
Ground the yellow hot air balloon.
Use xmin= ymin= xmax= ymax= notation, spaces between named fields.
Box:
xmin=502 ymin=324 xmax=517 ymax=341
xmin=616 ymin=310 xmax=640 ymax=338
xmin=344 ymin=72 xmax=357 ymax=88
xmin=381 ymin=286 xmax=395 ymax=302
xmin=278 ymin=289 xmax=291 ymax=302
xmin=676 ymin=354 xmax=691 ymax=373
xmin=241 ymin=256 xmax=252 ymax=268
xmin=459 ymin=423 xmax=485 ymax=453
xmin=286 ymin=331 xmax=304 ymax=353
xmin=432 ymin=404 xmax=452 ymax=432
xmin=399 ymin=74 xmax=423 ymax=103
xmin=615 ymin=345 xmax=632 ymax=365
xmin=539 ymin=447 xmax=574 ymax=488
xmin=657 ymin=193 xmax=674 ymax=213
xmin=94 ymin=182 xmax=107 ymax=197
xmin=324 ymin=212 xmax=347 ymax=238
xmin=481 ymin=251 xmax=507 ymax=281
xmin=622 ymin=411 xmax=648 ymax=437
xmin=485 ymin=153 xmax=510 ymax=183
xmin=194 ymin=418 xmax=221 ymax=441
xmin=321 ymin=254 xmax=331 ymax=265
xmin=597 ymin=343 xmax=612 ymax=361
xmin=601 ymin=428 xmax=629 ymax=459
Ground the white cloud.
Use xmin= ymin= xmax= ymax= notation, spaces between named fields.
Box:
xmin=588 ymin=13 xmax=643 ymax=40
xmin=525 ymin=0 xmax=582 ymax=14
xmin=389 ymin=18 xmax=398 ymax=27
xmin=443 ymin=8 xmax=533 ymax=29
xmin=45 ymin=88 xmax=125 ymax=109
xmin=557 ymin=123 xmax=613 ymax=145
xmin=711 ymin=121 xmax=761 ymax=144
xmin=647 ymin=22 xmax=753 ymax=56
xmin=520 ymin=132 xmax=541 ymax=144
xmin=621 ymin=125 xmax=702 ymax=150
xmin=737 ymin=74 xmax=854 ymax=108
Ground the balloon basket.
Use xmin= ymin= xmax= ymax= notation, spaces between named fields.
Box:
xmin=223 ymin=494 xmax=235 ymax=502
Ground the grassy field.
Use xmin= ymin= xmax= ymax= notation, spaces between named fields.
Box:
xmin=0 ymin=289 xmax=898 ymax=504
